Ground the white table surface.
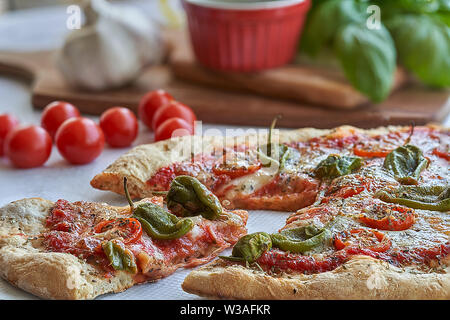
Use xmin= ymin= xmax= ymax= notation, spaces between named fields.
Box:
xmin=0 ymin=3 xmax=449 ymax=300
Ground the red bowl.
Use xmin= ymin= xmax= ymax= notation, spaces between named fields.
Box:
xmin=183 ymin=0 xmax=311 ymax=72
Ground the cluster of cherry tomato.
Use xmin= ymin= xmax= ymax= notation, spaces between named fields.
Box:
xmin=0 ymin=89 xmax=197 ymax=169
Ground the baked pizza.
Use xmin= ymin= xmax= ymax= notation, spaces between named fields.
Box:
xmin=0 ymin=178 xmax=248 ymax=299
xmin=93 ymin=124 xmax=449 ymax=299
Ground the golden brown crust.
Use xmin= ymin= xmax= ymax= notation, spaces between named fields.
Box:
xmin=182 ymin=256 xmax=450 ymax=300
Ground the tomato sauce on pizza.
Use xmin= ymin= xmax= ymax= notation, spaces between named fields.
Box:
xmin=147 ymin=126 xmax=449 ymax=275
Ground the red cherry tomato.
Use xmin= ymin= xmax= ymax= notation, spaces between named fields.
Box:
xmin=154 ymin=117 xmax=193 ymax=142
xmin=151 ymin=101 xmax=196 ymax=131
xmin=4 ymin=125 xmax=52 ymax=168
xmin=41 ymin=101 xmax=80 ymax=139
xmin=55 ymin=117 xmax=104 ymax=165
xmin=138 ymin=90 xmax=173 ymax=130
xmin=99 ymin=107 xmax=138 ymax=148
xmin=0 ymin=114 xmax=19 ymax=156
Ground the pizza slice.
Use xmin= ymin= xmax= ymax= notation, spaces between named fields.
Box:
xmin=181 ymin=124 xmax=450 ymax=299
xmin=91 ymin=126 xmax=374 ymax=212
xmin=0 ymin=177 xmax=248 ymax=299
xmin=91 ymin=124 xmax=448 ymax=213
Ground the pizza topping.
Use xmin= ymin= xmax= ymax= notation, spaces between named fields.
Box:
xmin=333 ymin=228 xmax=391 ymax=253
xmin=94 ymin=218 xmax=143 ymax=244
xmin=383 ymin=144 xmax=429 ymax=185
xmin=122 ymin=177 xmax=194 ymax=240
xmin=359 ymin=203 xmax=416 ymax=231
xmin=376 ymin=185 xmax=450 ymax=212
xmin=220 ymin=232 xmax=272 ymax=263
xmin=102 ymin=240 xmax=138 ymax=274
xmin=432 ymin=147 xmax=450 ymax=161
xmin=314 ymin=155 xmax=362 ymax=179
xmin=167 ymin=175 xmax=222 ymax=220
xmin=212 ymin=151 xmax=262 ymax=179
xmin=133 ymin=202 xmax=194 ymax=240
xmin=258 ymin=117 xmax=301 ymax=173
xmin=271 ymin=224 xmax=332 ymax=254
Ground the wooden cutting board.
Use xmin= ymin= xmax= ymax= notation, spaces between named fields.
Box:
xmin=0 ymin=49 xmax=448 ymax=129
xmin=169 ymin=30 xmax=408 ymax=110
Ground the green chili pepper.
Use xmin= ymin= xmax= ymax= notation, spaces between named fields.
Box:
xmin=166 ymin=176 xmax=222 ymax=220
xmin=270 ymin=225 xmax=332 ymax=254
xmin=314 ymin=154 xmax=362 ymax=179
xmin=383 ymin=144 xmax=429 ymax=185
xmin=376 ymin=185 xmax=450 ymax=212
xmin=258 ymin=117 xmax=300 ymax=172
xmin=220 ymin=232 xmax=272 ymax=263
xmin=123 ymin=177 xmax=194 ymax=240
xmin=133 ymin=202 xmax=194 ymax=240
xmin=102 ymin=240 xmax=137 ymax=274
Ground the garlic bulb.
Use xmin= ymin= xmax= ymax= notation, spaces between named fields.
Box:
xmin=57 ymin=0 xmax=166 ymax=91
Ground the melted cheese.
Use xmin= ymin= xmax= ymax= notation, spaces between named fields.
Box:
xmin=220 ymin=166 xmax=278 ymax=199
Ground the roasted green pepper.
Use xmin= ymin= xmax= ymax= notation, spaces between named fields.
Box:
xmin=220 ymin=232 xmax=272 ymax=263
xmin=314 ymin=154 xmax=362 ymax=179
xmin=376 ymin=185 xmax=450 ymax=212
xmin=383 ymin=144 xmax=429 ymax=185
xmin=102 ymin=240 xmax=137 ymax=274
xmin=270 ymin=224 xmax=332 ymax=253
xmin=133 ymin=202 xmax=194 ymax=240
xmin=258 ymin=117 xmax=300 ymax=172
xmin=124 ymin=177 xmax=194 ymax=240
xmin=167 ymin=175 xmax=222 ymax=220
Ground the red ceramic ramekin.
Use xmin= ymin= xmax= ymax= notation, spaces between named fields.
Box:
xmin=182 ymin=0 xmax=311 ymax=72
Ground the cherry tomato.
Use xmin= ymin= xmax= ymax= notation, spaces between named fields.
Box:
xmin=0 ymin=113 xmax=19 ymax=156
xmin=359 ymin=204 xmax=415 ymax=231
xmin=333 ymin=228 xmax=391 ymax=253
xmin=99 ymin=107 xmax=138 ymax=148
xmin=4 ymin=125 xmax=52 ymax=168
xmin=138 ymin=90 xmax=173 ymax=130
xmin=154 ymin=117 xmax=193 ymax=142
xmin=151 ymin=101 xmax=196 ymax=131
xmin=94 ymin=218 xmax=142 ymax=244
xmin=41 ymin=101 xmax=80 ymax=139
xmin=55 ymin=117 xmax=104 ymax=165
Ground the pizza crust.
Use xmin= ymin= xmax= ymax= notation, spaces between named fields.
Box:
xmin=90 ymin=125 xmax=409 ymax=201
xmin=182 ymin=256 xmax=450 ymax=300
xmin=0 ymin=198 xmax=147 ymax=299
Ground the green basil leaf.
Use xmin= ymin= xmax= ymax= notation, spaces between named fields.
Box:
xmin=301 ymin=0 xmax=366 ymax=56
xmin=383 ymin=144 xmax=429 ymax=185
xmin=315 ymin=154 xmax=362 ymax=179
xmin=387 ymin=15 xmax=450 ymax=87
xmin=334 ymin=23 xmax=397 ymax=102
xmin=376 ymin=185 xmax=450 ymax=211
